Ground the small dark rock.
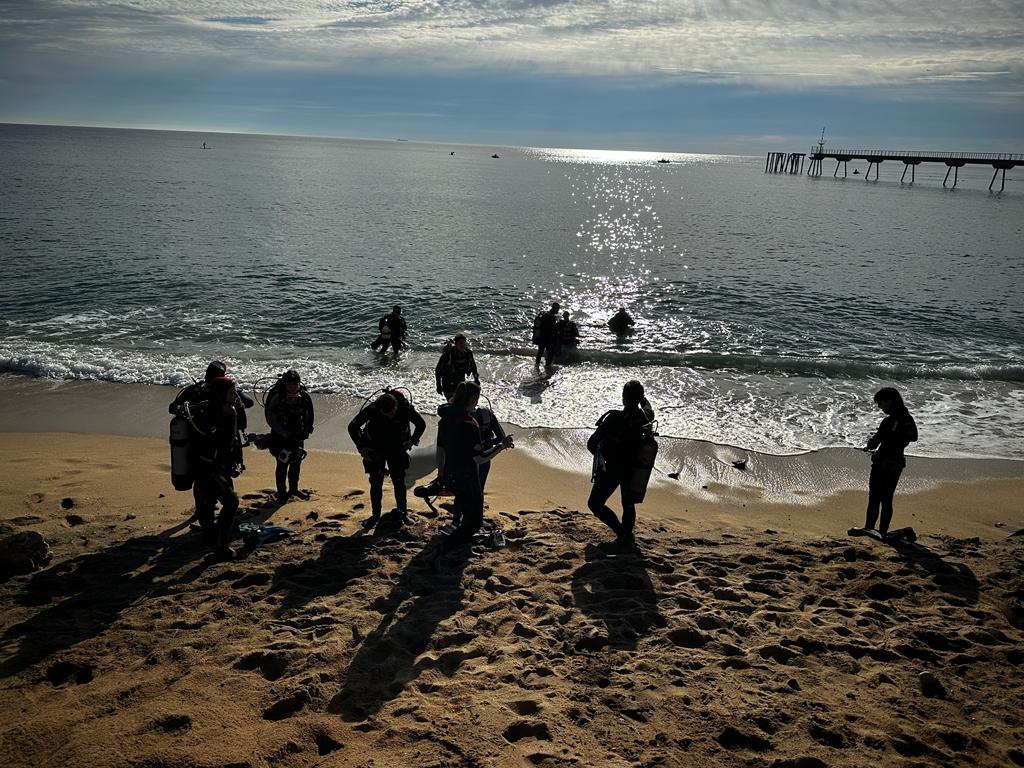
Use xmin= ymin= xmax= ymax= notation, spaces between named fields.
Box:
xmin=918 ymin=671 xmax=947 ymax=698
xmin=65 ymin=514 xmax=85 ymax=527
xmin=0 ymin=531 xmax=52 ymax=578
xmin=60 ymin=497 xmax=75 ymax=510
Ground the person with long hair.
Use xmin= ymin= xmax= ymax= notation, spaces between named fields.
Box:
xmin=862 ymin=387 xmax=918 ymax=536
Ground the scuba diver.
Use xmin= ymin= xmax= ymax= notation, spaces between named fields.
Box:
xmin=532 ymin=301 xmax=560 ymax=367
xmin=555 ymin=311 xmax=580 ymax=357
xmin=438 ymin=381 xmax=514 ymax=557
xmin=189 ymin=376 xmax=248 ymax=560
xmin=473 ymin=394 xmax=507 ymax=496
xmin=348 ymin=389 xmax=427 ymax=526
xmin=371 ymin=305 xmax=407 ymax=354
xmin=608 ymin=307 xmax=635 ymax=335
xmin=861 ymin=387 xmax=918 ymax=537
xmin=586 ymin=380 xmax=657 ymax=546
xmin=265 ymin=369 xmax=315 ymax=501
xmin=168 ymin=360 xmax=254 ymax=520
xmin=435 ymin=332 xmax=480 ymax=400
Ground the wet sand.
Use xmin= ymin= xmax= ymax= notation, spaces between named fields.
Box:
xmin=1 ymin=379 xmax=1023 ymax=767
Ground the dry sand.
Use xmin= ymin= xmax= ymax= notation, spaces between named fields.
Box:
xmin=1 ymin=431 xmax=1023 ymax=768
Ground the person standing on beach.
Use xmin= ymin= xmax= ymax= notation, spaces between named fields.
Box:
xmin=265 ymin=369 xmax=315 ymax=501
xmin=190 ymin=376 xmax=247 ymax=560
xmin=435 ymin=332 xmax=480 ymax=400
xmin=532 ymin=302 xmax=560 ymax=367
xmin=439 ymin=381 xmax=514 ymax=556
xmin=862 ymin=387 xmax=918 ymax=537
xmin=586 ymin=380 xmax=656 ymax=546
xmin=348 ymin=390 xmax=427 ymax=526
xmin=371 ymin=305 xmax=407 ymax=354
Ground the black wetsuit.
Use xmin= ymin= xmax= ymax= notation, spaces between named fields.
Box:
xmin=372 ymin=312 xmax=407 ymax=353
xmin=473 ymin=406 xmax=506 ymax=493
xmin=348 ymin=397 xmax=426 ymax=517
xmin=556 ymin=319 xmax=580 ymax=348
xmin=586 ymin=400 xmax=655 ymax=539
xmin=266 ymin=387 xmax=315 ymax=496
xmin=435 ymin=345 xmax=479 ymax=399
xmin=864 ymin=406 xmax=918 ymax=535
xmin=169 ymin=382 xmax=253 ymax=517
xmin=608 ymin=310 xmax=635 ymax=335
xmin=190 ymin=401 xmax=244 ymax=551
xmin=534 ymin=310 xmax=559 ymax=366
xmin=440 ymin=410 xmax=506 ymax=551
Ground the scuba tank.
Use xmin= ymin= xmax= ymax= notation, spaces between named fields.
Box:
xmin=169 ymin=414 xmax=193 ymax=491
xmin=628 ymin=434 xmax=659 ymax=503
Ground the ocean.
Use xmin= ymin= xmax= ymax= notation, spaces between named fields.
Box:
xmin=2 ymin=123 xmax=1022 ymax=460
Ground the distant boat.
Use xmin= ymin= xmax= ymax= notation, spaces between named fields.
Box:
xmin=853 ymin=169 xmax=860 ymax=175
xmin=657 ymin=158 xmax=670 ymax=164
xmin=491 ymin=153 xmax=500 ymax=159
xmin=450 ymin=151 xmax=456 ymax=155
xmin=396 ymin=138 xmax=409 ymax=142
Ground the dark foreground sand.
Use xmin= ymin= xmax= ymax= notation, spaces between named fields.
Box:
xmin=1 ymin=432 xmax=1023 ymax=768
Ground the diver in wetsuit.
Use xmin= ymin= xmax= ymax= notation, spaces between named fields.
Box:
xmin=265 ymin=369 xmax=315 ymax=501
xmin=348 ymin=390 xmax=426 ymax=525
xmin=532 ymin=302 xmax=560 ymax=367
xmin=586 ymin=380 xmax=656 ymax=545
xmin=435 ymin=332 xmax=479 ymax=400
xmin=439 ymin=381 xmax=514 ymax=554
xmin=862 ymin=387 xmax=918 ymax=537
xmin=371 ymin=306 xmax=407 ymax=354
xmin=189 ymin=376 xmax=247 ymax=560
xmin=608 ymin=307 xmax=635 ymax=335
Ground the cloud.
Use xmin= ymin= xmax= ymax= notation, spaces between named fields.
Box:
xmin=1 ymin=0 xmax=1022 ymax=93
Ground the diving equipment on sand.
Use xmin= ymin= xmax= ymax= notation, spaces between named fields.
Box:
xmin=169 ymin=414 xmax=193 ymax=491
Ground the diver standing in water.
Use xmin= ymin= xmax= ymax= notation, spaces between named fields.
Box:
xmin=862 ymin=387 xmax=918 ymax=537
xmin=586 ymin=380 xmax=657 ymax=546
xmin=348 ymin=390 xmax=427 ymax=526
xmin=189 ymin=377 xmax=247 ymax=560
xmin=371 ymin=305 xmax=407 ymax=354
xmin=608 ymin=307 xmax=635 ymax=335
xmin=532 ymin=301 xmax=560 ymax=367
xmin=435 ymin=332 xmax=480 ymax=400
xmin=555 ymin=311 xmax=580 ymax=358
xmin=265 ymin=369 xmax=315 ymax=501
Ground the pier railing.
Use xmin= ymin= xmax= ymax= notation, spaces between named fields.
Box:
xmin=809 ymin=148 xmax=1024 ymax=163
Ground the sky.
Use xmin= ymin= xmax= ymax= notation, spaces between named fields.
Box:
xmin=1 ymin=0 xmax=1022 ymax=153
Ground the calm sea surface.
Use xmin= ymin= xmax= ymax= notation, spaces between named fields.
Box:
xmin=2 ymin=124 xmax=1022 ymax=458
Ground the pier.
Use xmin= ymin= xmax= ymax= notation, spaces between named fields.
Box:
xmin=791 ymin=147 xmax=1023 ymax=191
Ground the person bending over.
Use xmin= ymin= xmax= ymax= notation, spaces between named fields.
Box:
xmin=348 ymin=390 xmax=426 ymax=526
xmin=265 ymin=369 xmax=315 ymax=501
xmin=586 ymin=380 xmax=655 ymax=545
xmin=862 ymin=387 xmax=918 ymax=537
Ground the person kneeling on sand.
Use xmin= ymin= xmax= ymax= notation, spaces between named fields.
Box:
xmin=861 ymin=386 xmax=918 ymax=537
xmin=189 ymin=377 xmax=247 ymax=561
xmin=439 ymin=381 xmax=514 ymax=557
xmin=586 ymin=380 xmax=657 ymax=546
xmin=348 ymin=390 xmax=426 ymax=526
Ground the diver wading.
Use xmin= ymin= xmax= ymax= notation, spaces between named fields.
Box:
xmin=371 ymin=305 xmax=407 ymax=354
xmin=265 ymin=369 xmax=315 ymax=501
xmin=435 ymin=332 xmax=479 ymax=400
xmin=586 ymin=380 xmax=658 ymax=546
xmin=532 ymin=301 xmax=560 ymax=367
xmin=348 ymin=389 xmax=427 ymax=526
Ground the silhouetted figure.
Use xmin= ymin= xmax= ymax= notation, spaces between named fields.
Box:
xmin=439 ymin=381 xmax=513 ymax=554
xmin=608 ymin=307 xmax=635 ymax=335
xmin=435 ymin=332 xmax=479 ymax=400
xmin=371 ymin=305 xmax=407 ymax=354
xmin=555 ymin=311 xmax=580 ymax=358
xmin=348 ymin=390 xmax=426 ymax=526
xmin=190 ymin=377 xmax=247 ymax=560
xmin=532 ymin=301 xmax=560 ymax=367
xmin=587 ymin=380 xmax=657 ymax=545
xmin=862 ymin=387 xmax=918 ymax=536
xmin=265 ymin=369 xmax=315 ymax=501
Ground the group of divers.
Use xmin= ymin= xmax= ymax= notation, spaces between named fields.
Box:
xmin=168 ymin=302 xmax=919 ymax=563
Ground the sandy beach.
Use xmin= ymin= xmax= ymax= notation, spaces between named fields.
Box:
xmin=1 ymin=381 xmax=1023 ymax=767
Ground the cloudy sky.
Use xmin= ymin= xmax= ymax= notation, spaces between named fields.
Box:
xmin=1 ymin=0 xmax=1022 ymax=152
